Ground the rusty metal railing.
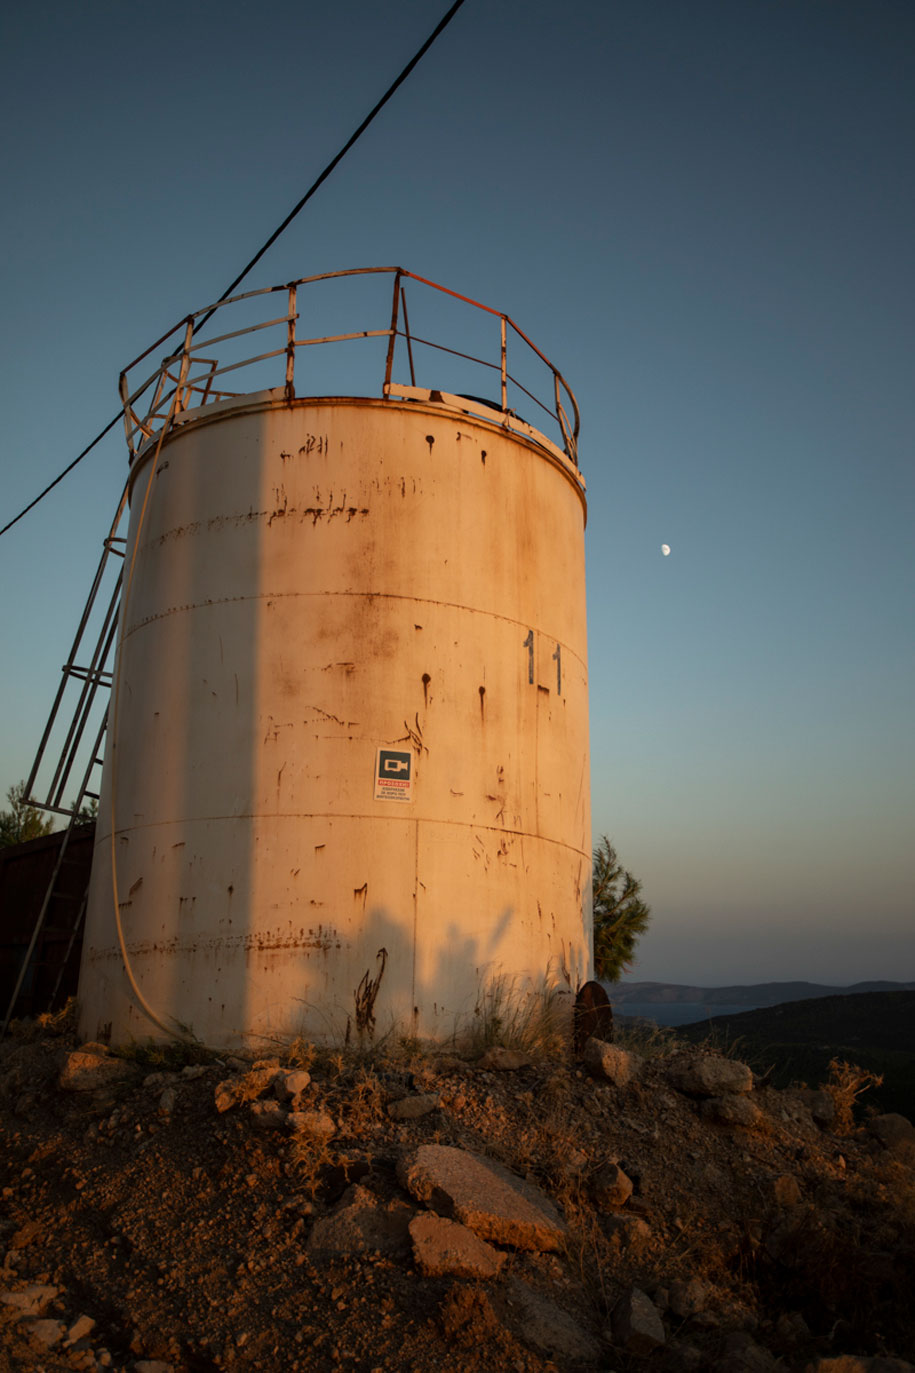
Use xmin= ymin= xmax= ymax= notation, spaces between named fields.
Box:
xmin=119 ymin=267 xmax=580 ymax=466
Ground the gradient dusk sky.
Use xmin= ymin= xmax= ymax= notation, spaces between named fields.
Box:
xmin=1 ymin=0 xmax=912 ymax=986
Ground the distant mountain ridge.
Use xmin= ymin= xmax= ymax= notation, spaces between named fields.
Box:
xmin=612 ymin=979 xmax=915 ymax=1006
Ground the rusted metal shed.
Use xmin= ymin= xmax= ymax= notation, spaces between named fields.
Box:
xmin=0 ymin=825 xmax=95 ymax=1020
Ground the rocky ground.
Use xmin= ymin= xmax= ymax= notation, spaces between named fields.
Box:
xmin=1 ymin=1008 xmax=913 ymax=1373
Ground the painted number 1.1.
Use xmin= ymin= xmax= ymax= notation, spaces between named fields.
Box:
xmin=523 ymin=630 xmax=562 ymax=694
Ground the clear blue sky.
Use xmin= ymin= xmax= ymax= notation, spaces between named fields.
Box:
xmin=1 ymin=0 xmax=912 ymax=986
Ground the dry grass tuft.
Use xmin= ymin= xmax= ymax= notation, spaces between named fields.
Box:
xmin=614 ymin=1017 xmax=682 ymax=1058
xmin=36 ymin=997 xmax=78 ymax=1036
xmin=284 ymin=1035 xmax=316 ymax=1071
xmin=823 ymin=1058 xmax=884 ymax=1134
xmin=462 ymin=974 xmax=571 ymax=1059
xmin=114 ymin=1036 xmax=215 ymax=1070
xmin=286 ymin=1136 xmax=337 ymax=1199
xmin=344 ymin=1065 xmax=386 ymax=1133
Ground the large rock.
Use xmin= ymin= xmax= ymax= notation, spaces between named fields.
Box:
xmin=667 ymin=1053 xmax=753 ymax=1097
xmin=409 ymin=1213 xmax=504 ymax=1278
xmin=715 ymin=1330 xmax=779 ymax=1371
xmin=397 ymin=1144 xmax=568 ymax=1252
xmin=868 ymin=1113 xmax=915 ymax=1158
xmin=0 ymin=1285 xmax=59 ymax=1316
xmin=505 ymin=1278 xmax=602 ymax=1362
xmin=273 ymin=1069 xmax=312 ymax=1103
xmin=582 ymin=1038 xmax=641 ymax=1087
xmin=387 ymin=1093 xmax=439 ymax=1120
xmin=157 ymin=1087 xmax=177 ymax=1115
xmin=24 ymin=1318 xmax=66 ymax=1348
xmin=67 ymin=1314 xmax=97 ymax=1343
xmin=591 ymin=1162 xmax=633 ymax=1211
xmin=668 ymin=1277 xmax=709 ymax=1319
xmin=700 ymin=1095 xmax=763 ymax=1128
xmin=603 ymin=1212 xmax=652 ymax=1253
xmin=477 ymin=1046 xmax=534 ymax=1071
xmin=611 ymin=1286 xmax=666 ymax=1355
xmin=287 ymin=1109 xmax=336 ymax=1140
xmin=59 ymin=1050 xmax=135 ymax=1092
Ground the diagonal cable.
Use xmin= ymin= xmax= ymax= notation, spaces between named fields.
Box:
xmin=0 ymin=0 xmax=468 ymax=541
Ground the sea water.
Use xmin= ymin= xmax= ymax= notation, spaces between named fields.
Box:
xmin=616 ymin=1002 xmax=763 ymax=1027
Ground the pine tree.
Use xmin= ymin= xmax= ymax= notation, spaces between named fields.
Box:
xmin=0 ymin=781 xmax=55 ymax=847
xmin=592 ymin=836 xmax=651 ymax=982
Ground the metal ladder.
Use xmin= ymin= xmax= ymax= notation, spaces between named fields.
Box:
xmin=1 ymin=485 xmax=128 ymax=1036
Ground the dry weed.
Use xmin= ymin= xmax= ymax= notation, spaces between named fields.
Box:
xmin=36 ymin=997 xmax=78 ymax=1036
xmin=286 ymin=1130 xmax=337 ymax=1199
xmin=5 ymin=997 xmax=78 ymax=1044
xmin=823 ymin=1058 xmax=884 ymax=1134
xmin=284 ymin=1036 xmax=316 ymax=1071
xmin=683 ymin=1026 xmax=751 ymax=1062
xmin=556 ymin=1177 xmax=616 ymax=1316
xmin=309 ymin=1048 xmax=345 ymax=1079
xmin=344 ymin=1066 xmax=386 ymax=1132
xmin=614 ymin=1018 xmax=681 ymax=1058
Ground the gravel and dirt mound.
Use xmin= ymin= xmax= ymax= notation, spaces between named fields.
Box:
xmin=1 ymin=1009 xmax=913 ymax=1373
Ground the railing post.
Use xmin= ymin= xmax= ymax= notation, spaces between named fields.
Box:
xmin=176 ymin=318 xmax=195 ymax=413
xmin=383 ymin=270 xmax=402 ymax=393
xmin=119 ymin=373 xmax=135 ymax=461
xmin=554 ymin=374 xmax=579 ymax=466
xmin=500 ymin=316 xmax=507 ymax=412
xmin=285 ymin=284 xmax=297 ymax=402
xmin=400 ymin=286 xmax=417 ymax=387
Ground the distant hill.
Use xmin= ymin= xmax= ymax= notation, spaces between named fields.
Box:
xmin=676 ymin=989 xmax=915 ymax=1118
xmin=612 ymin=979 xmax=915 ymax=1007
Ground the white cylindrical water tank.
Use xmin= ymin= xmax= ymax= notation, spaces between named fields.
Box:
xmin=78 ymin=281 xmax=591 ymax=1050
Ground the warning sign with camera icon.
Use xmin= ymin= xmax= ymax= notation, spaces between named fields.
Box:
xmin=374 ymin=748 xmax=414 ymax=802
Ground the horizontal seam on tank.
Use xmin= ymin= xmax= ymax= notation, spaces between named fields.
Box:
xmin=120 ymin=592 xmax=588 ymax=665
xmin=96 ymin=818 xmax=590 ymax=857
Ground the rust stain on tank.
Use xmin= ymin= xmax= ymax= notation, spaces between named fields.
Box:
xmin=109 ymin=923 xmax=344 ymax=960
xmin=308 ymin=705 xmax=360 ymax=729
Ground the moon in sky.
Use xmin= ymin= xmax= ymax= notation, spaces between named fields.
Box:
xmin=661 ymin=544 xmax=671 ymax=556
